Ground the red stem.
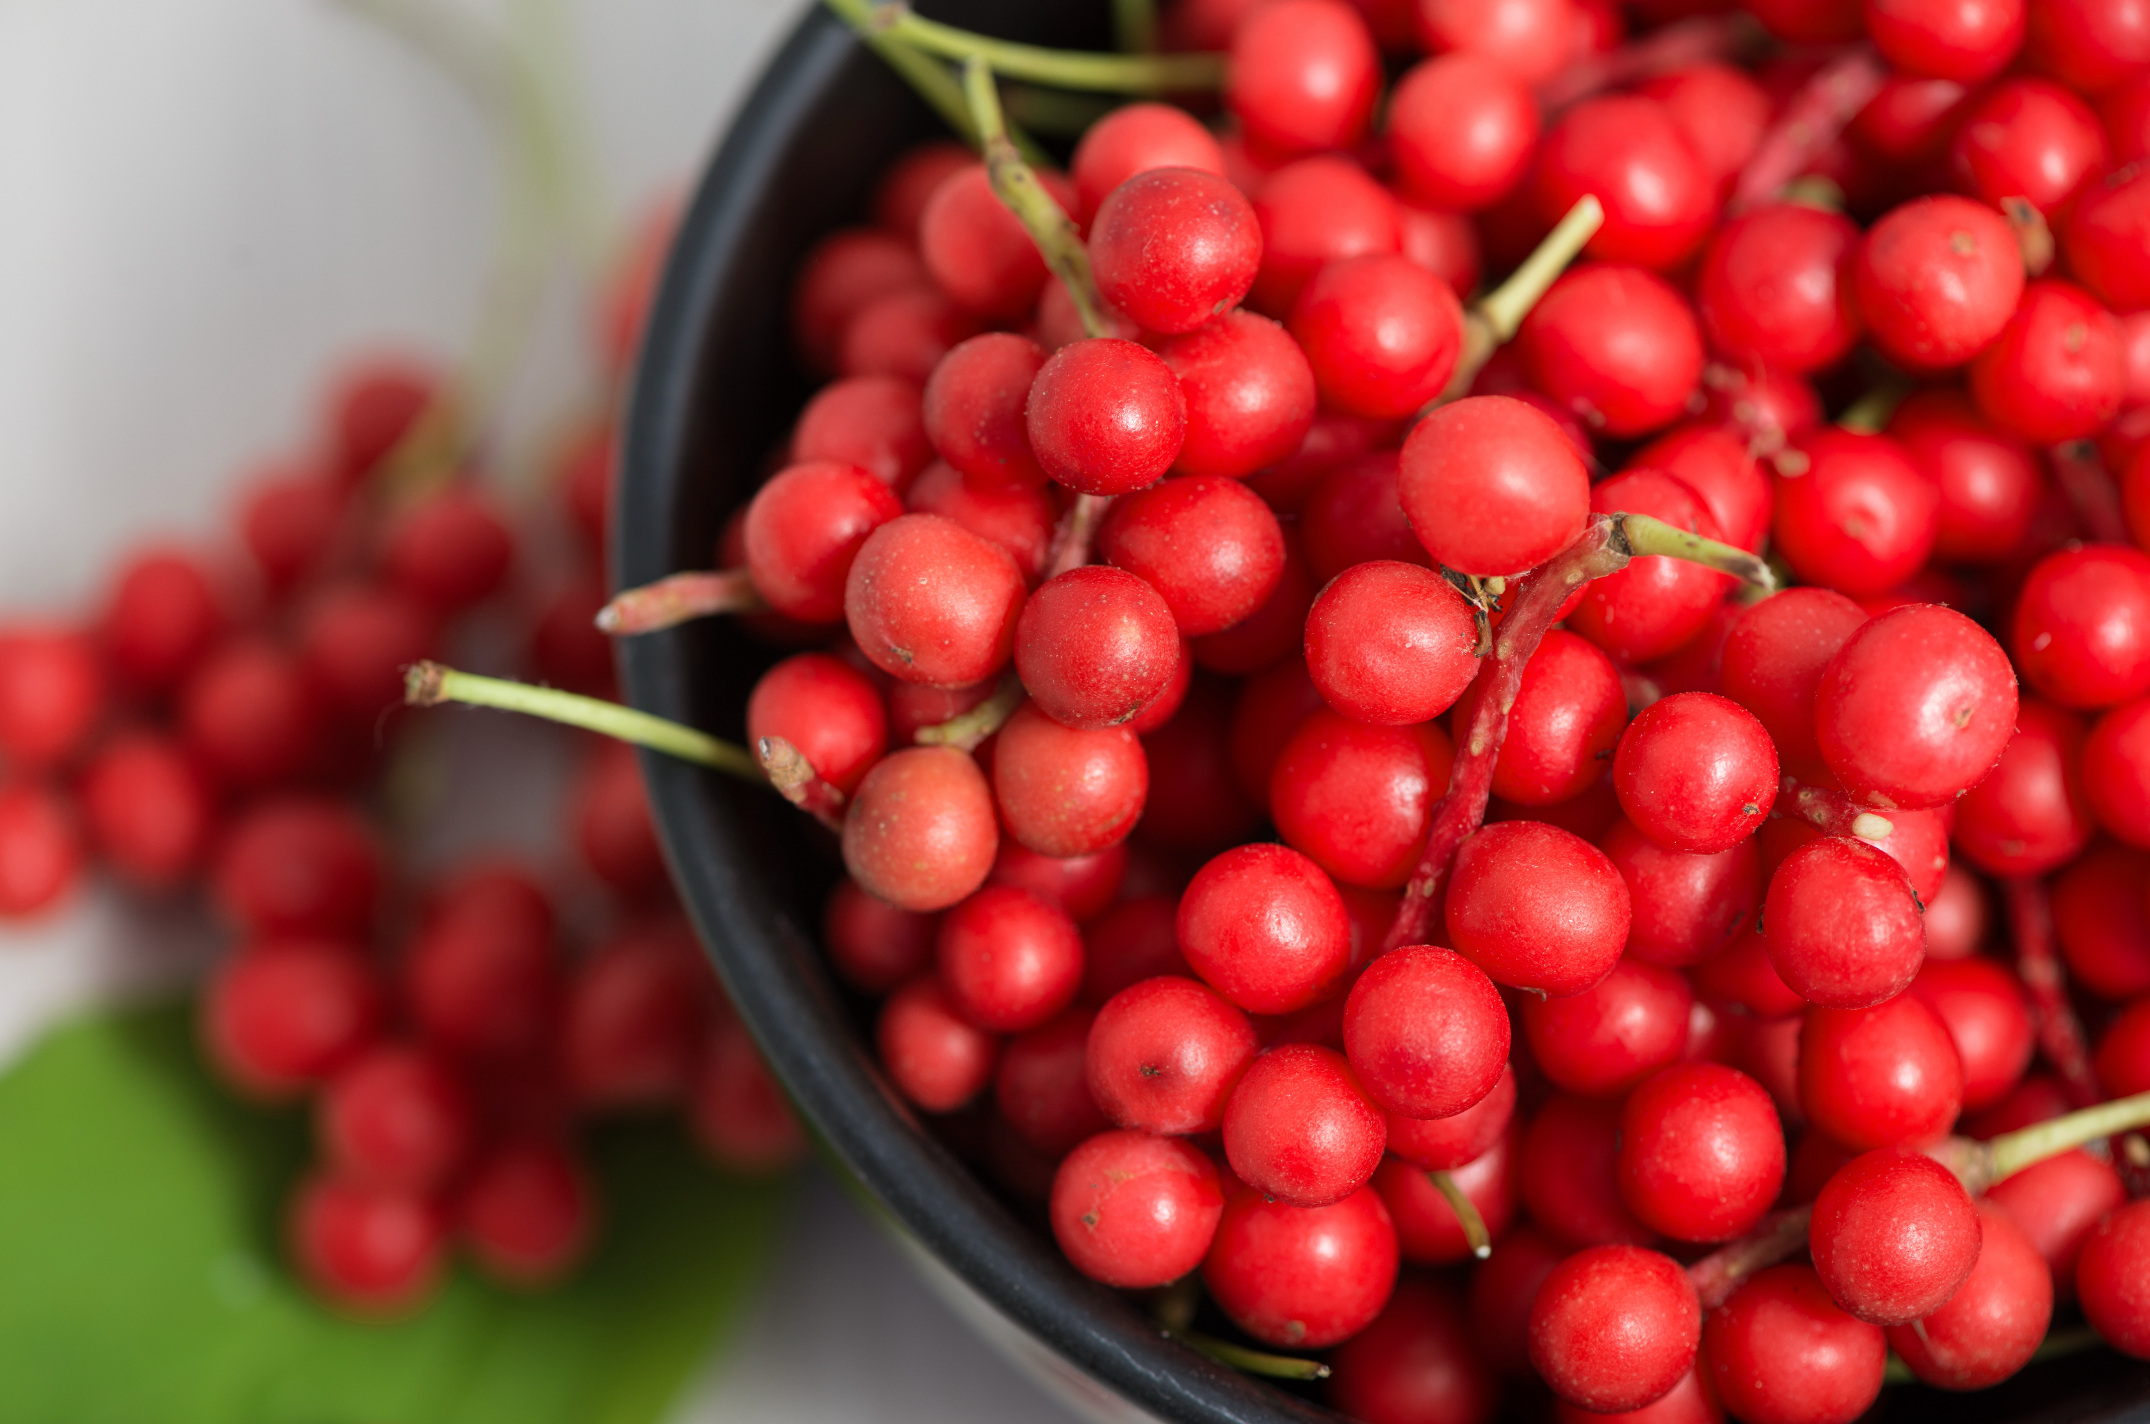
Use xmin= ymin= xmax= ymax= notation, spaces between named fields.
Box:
xmin=1730 ymin=46 xmax=1888 ymax=213
xmin=597 ymin=568 xmax=763 ymax=635
xmin=2003 ymin=876 xmax=2103 ymax=1109
xmin=1537 ymin=13 xmax=1750 ymax=111
xmin=1779 ymin=777 xmax=1899 ymax=840
xmin=757 ymin=735 xmax=846 ymax=831
xmin=1382 ymin=518 xmax=1629 ymax=953
xmin=2048 ymin=442 xmax=2131 ymax=546
xmin=1045 ymin=494 xmax=1113 ymax=579
xmin=1689 ymin=1206 xmax=1813 ymax=1309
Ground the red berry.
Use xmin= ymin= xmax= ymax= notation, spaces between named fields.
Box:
xmin=1604 ymin=816 xmax=1762 ymax=970
xmin=2012 ymin=543 xmax=2150 ymax=709
xmin=289 ymin=1173 xmax=442 ymax=1316
xmin=1179 ymin=842 xmax=1352 ymax=1014
xmin=876 ymin=974 xmax=997 ymax=1112
xmin=1612 ymin=693 xmax=1776 ymax=855
xmin=1385 ymin=1061 xmax=1517 ymax=1170
xmin=1520 ymin=265 xmax=1705 ymax=438
xmin=1090 ymin=168 xmax=1261 ymax=335
xmin=1986 ymin=1146 xmax=2125 ymax=1291
xmin=380 ymin=486 xmax=513 ymax=613
xmin=203 ymin=937 xmax=384 ymax=1097
xmin=839 ymin=287 xmax=980 ymax=384
xmin=2080 ymin=1199 xmax=2150 ymax=1358
xmin=1400 ymin=395 xmax=1591 ymax=577
xmin=792 ymin=374 xmax=933 ymax=491
xmin=1697 ymin=204 xmax=1862 ymax=374
xmin=1853 ymin=195 xmax=2023 ymax=371
xmin=1870 ymin=0 xmax=2028 ymax=81
xmin=1327 ymin=1277 xmax=1499 ymax=1424
xmin=561 ymin=921 xmax=706 ymax=1108
xmin=1702 ymin=1265 xmax=1886 ymax=1424
xmin=1952 ymin=77 xmax=2107 ymax=209
xmin=1524 ymin=960 xmax=1694 ymax=1098
xmin=1271 ymin=711 xmax=1452 ymax=888
xmin=743 ymin=460 xmax=905 ymax=624
xmin=934 ymin=884 xmax=1084 ymax=1035
xmin=179 ymin=637 xmax=324 ymax=790
xmin=988 ymin=840 xmax=1126 ymax=924
xmin=1387 ymin=54 xmax=1538 ymax=210
xmin=1249 ymin=156 xmax=1401 ymax=316
xmin=1619 ymin=1062 xmax=1785 ymax=1243
xmin=299 ymin=582 xmax=438 ymax=724
xmin=793 ymin=229 xmax=929 ymax=372
xmin=79 ymin=730 xmax=213 ymax=891
xmin=842 ymin=747 xmax=998 ymax=912
xmin=1528 ymin=1244 xmax=1699 ymax=1414
xmin=1887 ymin=1199 xmax=2052 ymax=1390
xmin=0 ymin=627 xmax=103 ymax=769
xmin=1342 ymin=943 xmax=1508 ymax=1118
xmin=2053 ymin=842 xmax=2150 ymax=997
xmin=746 ymin=652 xmax=887 ymax=795
xmin=1800 ymin=997 xmax=1965 ymax=1148
xmin=2025 ymin=0 xmax=2150 ymax=93
xmin=458 ymin=1137 xmax=594 ymax=1287
xmin=1376 ymin=1132 xmax=1519 ymax=1263
xmin=1223 ymin=1043 xmax=1386 ymax=1206
xmin=212 ymin=796 xmax=381 ymax=938
xmin=327 ymin=358 xmax=434 ymax=488
xmin=1522 ymin=1093 xmax=1661 ymax=1246
xmin=2065 ymin=167 xmax=2150 ymax=311
xmin=904 ymin=459 xmax=1053 ymax=582
xmin=1885 ymin=388 xmax=2044 ymax=564
xmin=1810 ymin=1146 xmax=1982 ymax=1325
xmin=1225 ymin=0 xmax=1381 ymax=158
xmin=1304 ymin=560 xmax=1480 ymax=726
xmin=103 ymin=547 xmax=226 ymax=697
xmin=1070 ymin=103 xmax=1226 ymax=223
xmin=1970 ymin=278 xmax=2127 ymax=442
xmin=1099 ymin=473 xmax=1286 ymax=636
xmin=824 ymin=876 xmax=937 ymax=994
xmin=1416 ymin=0 xmax=1578 ymax=83
xmin=1535 ymin=96 xmax=1713 ymax=272
xmin=1447 ymin=820 xmax=1631 ymax=997
xmin=2085 ymin=695 xmax=2150 ymax=846
xmin=1013 ymin=566 xmax=1179 ymax=729
xmin=1081 ymin=895 xmax=1190 ymax=1004
xmin=1953 ymin=698 xmax=2094 ymax=875
xmin=318 ymin=1044 xmax=472 ymax=1192
xmin=1202 ymin=1183 xmax=1399 ymax=1348
xmin=1024 ymin=338 xmax=1187 ymax=496
xmin=570 ymin=741 xmax=667 ymax=900
xmin=691 ymin=1010 xmax=807 ymax=1173
xmin=922 ymin=334 xmax=1048 ymax=489
xmin=995 ymin=1006 xmax=1109 ymax=1156
xmin=1289 ymin=254 xmax=1465 ymax=419
xmin=918 ymin=164 xmax=1054 ymax=321
xmin=1050 ymin=1129 xmax=1225 ymax=1287
xmin=1765 ymin=835 xmax=1928 ymax=1009
xmin=845 ymin=512 xmax=1027 ymax=688
xmin=1156 ymin=310 xmax=1319 ymax=480
xmin=1771 ymin=429 xmax=1939 ymax=600
xmin=1087 ymin=974 xmax=1259 ymax=1134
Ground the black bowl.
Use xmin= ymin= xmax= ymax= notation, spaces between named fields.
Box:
xmin=614 ymin=6 xmax=2150 ymax=1421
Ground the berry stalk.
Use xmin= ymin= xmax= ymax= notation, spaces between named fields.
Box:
xmin=1688 ymin=1205 xmax=1814 ymax=1310
xmin=2002 ymin=876 xmax=2103 ymax=1108
xmin=404 ymin=660 xmax=764 ymax=783
xmin=1730 ymin=46 xmax=1887 ymax=212
xmin=816 ymin=0 xmax=1050 ymax=166
xmin=1780 ymin=777 xmax=1897 ymax=843
xmin=1428 ymin=1171 xmax=1492 ymax=1259
xmin=1112 ymin=0 xmax=1158 ymax=55
xmin=1383 ymin=514 xmax=1769 ymax=954
xmin=1982 ymin=1090 xmax=2150 ymax=1186
xmin=757 ymin=735 xmax=847 ymax=830
xmin=595 ymin=568 xmax=762 ymax=635
xmin=913 ymin=672 xmax=1025 ymax=750
xmin=861 ymin=1 xmax=1224 ymax=93
xmin=1167 ymin=1330 xmax=1332 ymax=1381
xmin=1445 ymin=196 xmax=1606 ymax=399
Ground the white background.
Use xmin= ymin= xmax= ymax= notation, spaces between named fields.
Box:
xmin=0 ymin=2 xmax=1084 ymax=1419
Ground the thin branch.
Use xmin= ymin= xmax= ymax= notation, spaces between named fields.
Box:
xmin=596 ymin=569 xmax=763 ymax=635
xmin=914 ymin=673 xmax=1025 ymax=750
xmin=1731 ymin=46 xmax=1888 ymax=212
xmin=758 ymin=735 xmax=847 ymax=830
xmin=2003 ymin=877 xmax=2103 ymax=1109
xmin=1689 ymin=1206 xmax=1814 ymax=1310
xmin=869 ymin=2 xmax=1224 ymax=92
xmin=1429 ymin=1171 xmax=1492 ymax=1259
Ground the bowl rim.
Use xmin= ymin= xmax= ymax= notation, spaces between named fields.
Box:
xmin=613 ymin=9 xmax=1333 ymax=1423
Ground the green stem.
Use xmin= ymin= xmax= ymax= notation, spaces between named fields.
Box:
xmin=1441 ymin=196 xmax=1605 ymax=401
xmin=871 ymin=3 xmax=1222 ymax=92
xmin=1429 ymin=1171 xmax=1492 ymax=1259
xmin=404 ymin=661 xmax=763 ymax=783
xmin=914 ymin=672 xmax=1026 ymax=751
xmin=1988 ymin=1090 xmax=2150 ymax=1183
xmin=1167 ymin=1329 xmax=1330 ymax=1381
xmin=1615 ymin=512 xmax=1775 ymax=589
xmin=815 ymin=0 xmax=1052 ymax=167
xmin=1113 ymin=0 xmax=1159 ymax=53
xmin=1836 ymin=383 xmax=1909 ymax=435
xmin=964 ymin=58 xmax=1108 ymax=339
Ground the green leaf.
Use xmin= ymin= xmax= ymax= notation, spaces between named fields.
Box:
xmin=0 ymin=1004 xmax=790 ymax=1424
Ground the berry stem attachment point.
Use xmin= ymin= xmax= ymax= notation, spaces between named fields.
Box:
xmin=1428 ymin=1170 xmax=1492 ymax=1259
xmin=1730 ymin=45 xmax=1887 ymax=212
xmin=2003 ymin=196 xmax=2056 ymax=276
xmin=595 ymin=568 xmax=763 ymax=635
xmin=1779 ymin=776 xmax=1893 ymax=841
xmin=817 ymin=0 xmax=1050 ymax=166
xmin=963 ymin=57 xmax=1112 ymax=341
xmin=1166 ymin=1329 xmax=1332 ymax=1381
xmin=1985 ymin=1090 xmax=2150 ymax=1186
xmin=757 ymin=735 xmax=847 ymax=830
xmin=2002 ymin=876 xmax=2104 ymax=1109
xmin=403 ymin=661 xmax=763 ymax=783
xmin=1442 ymin=196 xmax=1605 ymax=402
xmin=867 ymin=2 xmax=1224 ymax=93
xmin=1611 ymin=512 xmax=1775 ymax=589
xmin=1046 ymin=493 xmax=1117 ymax=578
xmin=914 ymin=672 xmax=1026 ymax=750
xmin=1688 ymin=1205 xmax=1815 ymax=1310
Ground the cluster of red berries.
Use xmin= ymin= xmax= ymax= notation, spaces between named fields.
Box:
xmin=0 ymin=206 xmax=803 ymax=1316
xmin=636 ymin=0 xmax=2150 ymax=1414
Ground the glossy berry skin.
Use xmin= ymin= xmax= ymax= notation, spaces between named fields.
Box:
xmin=1050 ymin=1130 xmax=1225 ymax=1288
xmin=1604 ymin=818 xmax=1761 ymax=970
xmin=2065 ymin=168 xmax=2150 ymax=311
xmin=1385 ymin=1062 xmax=1516 ymax=1170
xmin=919 ymin=164 xmax=1050 ymax=320
xmin=1087 ymin=974 xmax=1259 ymax=1134
xmin=1970 ymin=279 xmax=2126 ymax=443
xmin=1202 ymin=1183 xmax=1399 ymax=1349
xmin=2085 ymin=696 xmax=2150 ymax=847
xmin=1703 ymin=1266 xmax=1886 ymax=1424
xmin=1377 ymin=1133 xmax=1519 ymax=1265
xmin=1014 ymin=566 xmax=1179 ymax=729
xmin=1766 ymin=837 xmax=1928 ymax=1010
xmin=922 ymin=333 xmax=1048 ymax=488
xmin=1953 ymin=78 xmax=2106 ymax=210
xmin=1815 ymin=604 xmax=2019 ymax=811
xmin=1953 ymin=699 xmax=2093 ymax=875
xmin=1887 ymin=1200 xmax=2051 ymax=1390
xmin=0 ymin=627 xmax=102 ymax=768
xmin=1289 ymin=255 xmax=1464 ymax=419
xmin=1446 ymin=821 xmax=1632 ymax=997
xmin=907 ymin=463 xmax=1054 ymax=581
xmin=458 ymin=1138 xmax=593 ymax=1287
xmin=1223 ymin=1044 xmax=1387 ymax=1207
xmin=792 ymin=375 xmax=932 ymax=491
xmin=2096 ymin=996 xmax=2150 ymax=1097
xmin=746 ymin=652 xmax=886 ymax=795
xmin=1090 ymin=168 xmax=1260 ymax=336
xmin=1568 ymin=472 xmax=1732 ymax=666
xmin=289 ymin=1175 xmax=442 ymax=1317
xmin=935 ymin=885 xmax=1084 ymax=1034
xmin=877 ymin=975 xmax=997 ymax=1112
xmin=1520 ymin=266 xmax=1702 ymax=440
xmin=1304 ymin=560 xmax=1480 ymax=726
xmin=1619 ymin=1062 xmax=1785 ymax=1243
xmin=1178 ymin=843 xmax=1351 ymax=1014
xmin=1099 ymin=472 xmax=1287 ymax=637
xmin=992 ymin=703 xmax=1148 ymax=859
xmin=1613 ymin=694 xmax=1777 ymax=856
xmin=1271 ymin=712 xmax=1452 ymax=889
xmin=1535 ymin=97 xmax=1713 ymax=272
xmin=1327 ymin=1277 xmax=1500 ymax=1424
xmin=1885 ymin=389 xmax=2044 ymax=564
xmin=1697 ymin=205 xmax=1862 ymax=374
xmin=995 ymin=1006 xmax=1108 ymax=1156
xmin=318 ymin=1045 xmax=471 ymax=1193
xmin=743 ymin=460 xmax=905 ymax=623
xmin=845 ymin=513 xmax=1027 ymax=688
xmin=1225 ymin=0 xmax=1381 ymax=159
xmin=204 ymin=938 xmax=384 ymax=1098
xmin=793 ymin=228 xmax=929 ymax=371
xmin=1772 ymin=430 xmax=1939 ymax=601
xmin=1810 ymin=1147 xmax=1983 ymax=1326
xmin=1342 ymin=944 xmax=1509 ymax=1119
xmin=1523 ymin=958 xmax=1691 ymax=1097
xmin=2053 ymin=843 xmax=2150 ymax=998
xmin=2079 ymin=1200 xmax=2150 ymax=1358
xmin=1801 ymin=998 xmax=1965 ymax=1149
xmin=1387 ymin=54 xmax=1536 ymax=210
xmin=1401 ymin=397 xmax=1591 ymax=577
xmin=1869 ymin=0 xmax=2026 ymax=81
xmin=1521 ymin=1093 xmax=1660 ymax=1247
xmin=1720 ymin=588 xmax=1867 ymax=783
xmin=1070 ymin=103 xmax=1226 ymax=222
xmin=1156 ymin=311 xmax=1318 ymax=481
xmin=1986 ymin=1147 xmax=2125 ymax=1293
xmin=1456 ymin=629 xmax=1626 ymax=807
xmin=1529 ymin=1245 xmax=1700 ymax=1414
xmin=841 ymin=747 xmax=999 ymax=912
xmin=1025 ymin=338 xmax=1186 ymax=496
xmin=1248 ymin=157 xmax=1401 ymax=317
xmin=2011 ymin=544 xmax=2150 ymax=709
xmin=1854 ymin=197 xmax=2023 ymax=371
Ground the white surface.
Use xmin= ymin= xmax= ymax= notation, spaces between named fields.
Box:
xmin=0 ymin=4 xmax=1088 ymax=1421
